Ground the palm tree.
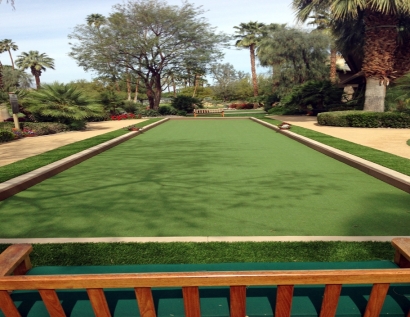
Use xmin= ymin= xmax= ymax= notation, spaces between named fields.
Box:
xmin=307 ymin=10 xmax=338 ymax=83
xmin=0 ymin=39 xmax=18 ymax=70
xmin=23 ymin=82 xmax=105 ymax=123
xmin=293 ymin=0 xmax=410 ymax=112
xmin=15 ymin=51 xmax=55 ymax=89
xmin=86 ymin=13 xmax=106 ymax=29
xmin=233 ymin=21 xmax=265 ymax=97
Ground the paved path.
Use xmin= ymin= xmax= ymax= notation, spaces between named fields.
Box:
xmin=0 ymin=119 xmax=147 ymax=167
xmin=271 ymin=115 xmax=410 ymax=159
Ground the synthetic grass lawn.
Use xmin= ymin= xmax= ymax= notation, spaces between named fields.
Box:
xmin=0 ymin=119 xmax=160 ymax=183
xmin=0 ymin=119 xmax=409 ymax=238
xmin=0 ymin=241 xmax=394 ymax=265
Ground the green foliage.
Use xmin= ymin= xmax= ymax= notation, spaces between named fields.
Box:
xmin=281 ymin=80 xmax=344 ymax=114
xmin=122 ymin=100 xmax=139 ymax=113
xmin=171 ymin=95 xmax=203 ymax=113
xmin=0 ymin=122 xmax=70 ymax=136
xmin=158 ymin=105 xmax=178 ymax=115
xmin=0 ymin=129 xmax=14 ymax=142
xmin=137 ymin=109 xmax=160 ymax=117
xmin=22 ymin=82 xmax=105 ymax=126
xmin=99 ymin=90 xmax=124 ymax=114
xmin=264 ymin=93 xmax=280 ymax=112
xmin=386 ymin=73 xmax=410 ymax=112
xmin=317 ymin=111 xmax=410 ymax=128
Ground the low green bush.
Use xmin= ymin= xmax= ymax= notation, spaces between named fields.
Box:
xmin=0 ymin=130 xmax=15 ymax=143
xmin=158 ymin=105 xmax=178 ymax=115
xmin=136 ymin=109 xmax=160 ymax=117
xmin=264 ymin=93 xmax=280 ymax=112
xmin=171 ymin=95 xmax=203 ymax=113
xmin=318 ymin=111 xmax=410 ymax=128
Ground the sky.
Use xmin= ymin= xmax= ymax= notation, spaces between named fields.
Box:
xmin=0 ymin=0 xmax=300 ymax=84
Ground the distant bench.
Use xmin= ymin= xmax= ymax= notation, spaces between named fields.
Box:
xmin=193 ymin=108 xmax=224 ymax=117
xmin=1 ymin=238 xmax=410 ymax=316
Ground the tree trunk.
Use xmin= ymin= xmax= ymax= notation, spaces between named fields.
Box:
xmin=133 ymin=77 xmax=139 ymax=103
xmin=31 ymin=67 xmax=41 ymax=89
xmin=8 ymin=50 xmax=15 ymax=70
xmin=329 ymin=47 xmax=337 ymax=83
xmin=361 ymin=10 xmax=397 ymax=111
xmin=126 ymin=72 xmax=131 ymax=101
xmin=250 ymin=44 xmax=258 ymax=97
xmin=192 ymin=73 xmax=199 ymax=97
xmin=363 ymin=77 xmax=386 ymax=112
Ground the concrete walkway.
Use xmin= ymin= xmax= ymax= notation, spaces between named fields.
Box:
xmin=271 ymin=115 xmax=410 ymax=159
xmin=0 ymin=119 xmax=147 ymax=167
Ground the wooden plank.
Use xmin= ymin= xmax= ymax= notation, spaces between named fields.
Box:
xmin=319 ymin=284 xmax=342 ymax=317
xmin=0 ymin=244 xmax=32 ymax=276
xmin=182 ymin=286 xmax=201 ymax=317
xmin=0 ymin=290 xmax=21 ymax=317
xmin=2 ymin=269 xmax=410 ymax=290
xmin=135 ymin=287 xmax=156 ymax=317
xmin=87 ymin=288 xmax=111 ymax=317
xmin=392 ymin=238 xmax=410 ymax=267
xmin=39 ymin=289 xmax=66 ymax=317
xmin=275 ymin=285 xmax=294 ymax=317
xmin=363 ymin=283 xmax=390 ymax=317
xmin=230 ymin=286 xmax=246 ymax=317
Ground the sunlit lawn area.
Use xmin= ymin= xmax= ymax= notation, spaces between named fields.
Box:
xmin=0 ymin=119 xmax=409 ymax=238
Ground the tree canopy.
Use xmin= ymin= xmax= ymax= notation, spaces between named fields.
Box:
xmin=69 ymin=0 xmax=229 ymax=109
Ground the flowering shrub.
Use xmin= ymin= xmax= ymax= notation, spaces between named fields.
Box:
xmin=11 ymin=128 xmax=23 ymax=139
xmin=110 ymin=113 xmax=136 ymax=120
xmin=22 ymin=128 xmax=37 ymax=136
xmin=4 ymin=117 xmax=28 ymax=122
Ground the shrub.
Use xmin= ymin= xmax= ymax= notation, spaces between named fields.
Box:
xmin=177 ymin=110 xmax=187 ymax=116
xmin=317 ymin=111 xmax=410 ymax=128
xmin=0 ymin=130 xmax=15 ymax=143
xmin=22 ymin=122 xmax=70 ymax=135
xmin=136 ymin=109 xmax=160 ymax=117
xmin=158 ymin=105 xmax=178 ymax=115
xmin=4 ymin=116 xmax=28 ymax=122
xmin=281 ymin=80 xmax=344 ymax=114
xmin=122 ymin=100 xmax=139 ymax=113
xmin=229 ymin=103 xmax=254 ymax=109
xmin=264 ymin=94 xmax=280 ymax=112
xmin=171 ymin=96 xmax=203 ymax=113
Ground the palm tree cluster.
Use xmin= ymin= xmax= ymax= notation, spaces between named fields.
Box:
xmin=293 ymin=0 xmax=410 ymax=112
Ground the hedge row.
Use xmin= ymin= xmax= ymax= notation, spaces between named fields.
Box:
xmin=317 ymin=111 xmax=410 ymax=128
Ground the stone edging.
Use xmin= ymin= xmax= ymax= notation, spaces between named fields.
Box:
xmin=251 ymin=117 xmax=410 ymax=194
xmin=0 ymin=118 xmax=169 ymax=201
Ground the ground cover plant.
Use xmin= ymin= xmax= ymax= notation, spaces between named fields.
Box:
xmin=0 ymin=241 xmax=394 ymax=266
xmin=1 ymin=120 xmax=409 ymax=238
xmin=0 ymin=119 xmax=160 ymax=183
xmin=260 ymin=117 xmax=410 ymax=176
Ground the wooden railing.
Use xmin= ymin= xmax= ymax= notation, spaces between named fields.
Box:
xmin=193 ymin=109 xmax=224 ymax=117
xmin=1 ymin=238 xmax=410 ymax=317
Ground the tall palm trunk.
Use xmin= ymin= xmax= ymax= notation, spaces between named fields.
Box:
xmin=329 ymin=47 xmax=337 ymax=83
xmin=31 ymin=67 xmax=41 ymax=89
xmin=8 ymin=50 xmax=15 ymax=70
xmin=250 ymin=43 xmax=258 ymax=97
xmin=362 ymin=10 xmax=398 ymax=112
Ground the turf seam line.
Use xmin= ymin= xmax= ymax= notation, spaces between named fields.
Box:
xmin=0 ymin=118 xmax=169 ymax=201
xmin=250 ymin=117 xmax=410 ymax=194
xmin=0 ymin=236 xmax=406 ymax=243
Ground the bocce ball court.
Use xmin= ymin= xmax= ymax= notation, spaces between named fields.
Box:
xmin=0 ymin=119 xmax=409 ymax=238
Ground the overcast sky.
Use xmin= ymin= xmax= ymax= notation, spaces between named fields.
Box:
xmin=0 ymin=0 xmax=299 ymax=84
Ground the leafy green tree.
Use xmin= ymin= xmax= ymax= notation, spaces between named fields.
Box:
xmin=233 ymin=21 xmax=265 ymax=97
xmin=0 ymin=64 xmax=33 ymax=92
xmin=0 ymin=39 xmax=18 ymax=70
xmin=209 ymin=63 xmax=249 ymax=101
xmin=257 ymin=27 xmax=330 ymax=96
xmin=69 ymin=0 xmax=228 ymax=110
xmin=15 ymin=51 xmax=55 ymax=89
xmin=307 ymin=10 xmax=338 ymax=82
xmin=22 ymin=82 xmax=105 ymax=127
xmin=293 ymin=0 xmax=410 ymax=112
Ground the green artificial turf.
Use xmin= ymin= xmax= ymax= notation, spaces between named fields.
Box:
xmin=0 ymin=241 xmax=394 ymax=266
xmin=0 ymin=119 xmax=160 ymax=183
xmin=261 ymin=118 xmax=410 ymax=176
xmin=1 ymin=119 xmax=409 ymax=238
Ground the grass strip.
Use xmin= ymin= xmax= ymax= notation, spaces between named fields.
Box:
xmin=0 ymin=119 xmax=160 ymax=183
xmin=0 ymin=242 xmax=394 ymax=266
xmin=260 ymin=117 xmax=410 ymax=176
